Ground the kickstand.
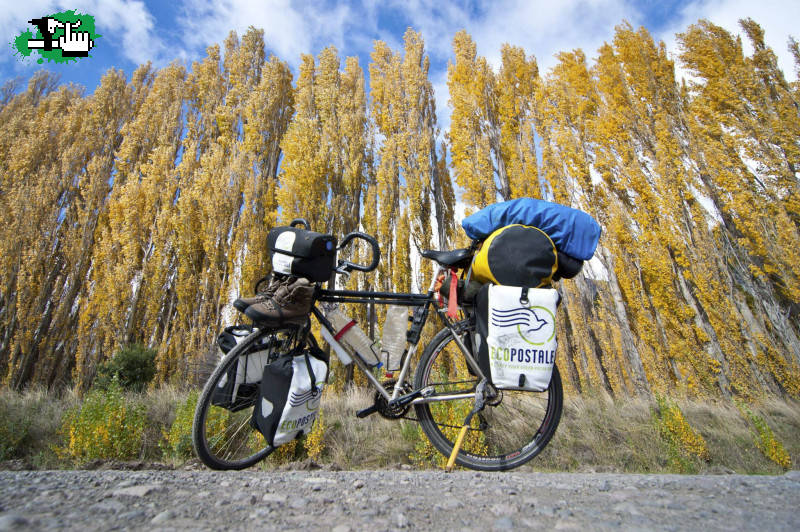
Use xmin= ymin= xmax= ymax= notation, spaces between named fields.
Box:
xmin=445 ymin=378 xmax=487 ymax=472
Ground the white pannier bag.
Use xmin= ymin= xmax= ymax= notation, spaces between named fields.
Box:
xmin=211 ymin=326 xmax=274 ymax=411
xmin=482 ymin=285 xmax=558 ymax=391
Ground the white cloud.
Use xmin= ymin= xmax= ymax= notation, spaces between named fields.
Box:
xmin=178 ymin=0 xmax=373 ymax=65
xmin=470 ymin=0 xmax=637 ymax=72
xmin=88 ymin=0 xmax=165 ymax=64
xmin=388 ymin=1 xmax=638 ymax=73
xmin=657 ymin=0 xmax=800 ymax=82
xmin=1 ymin=0 xmax=166 ymax=66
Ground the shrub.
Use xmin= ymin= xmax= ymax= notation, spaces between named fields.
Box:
xmin=0 ymin=395 xmax=32 ymax=460
xmin=160 ymin=391 xmax=198 ymax=461
xmin=95 ymin=344 xmax=157 ymax=392
xmin=303 ymin=409 xmax=326 ymax=460
xmin=654 ymin=395 xmax=710 ymax=472
xmin=739 ymin=405 xmax=792 ymax=470
xmin=57 ymin=380 xmax=146 ymax=462
xmin=271 ymin=439 xmax=300 ymax=464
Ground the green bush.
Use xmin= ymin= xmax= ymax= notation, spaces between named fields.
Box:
xmin=653 ymin=395 xmax=710 ymax=473
xmin=738 ymin=404 xmax=792 ymax=470
xmin=0 ymin=395 xmax=32 ymax=460
xmin=57 ymin=379 xmax=146 ymax=462
xmin=95 ymin=344 xmax=157 ymax=392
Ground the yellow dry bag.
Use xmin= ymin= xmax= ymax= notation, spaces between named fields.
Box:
xmin=471 ymin=224 xmax=558 ymax=287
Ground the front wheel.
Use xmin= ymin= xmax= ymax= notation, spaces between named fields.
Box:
xmin=192 ymin=328 xmax=276 ymax=470
xmin=414 ymin=326 xmax=563 ymax=471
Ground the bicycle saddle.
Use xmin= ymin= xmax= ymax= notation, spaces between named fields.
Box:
xmin=420 ymin=248 xmax=473 ymax=269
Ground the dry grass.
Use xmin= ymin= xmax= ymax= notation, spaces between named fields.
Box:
xmin=1 ymin=384 xmax=798 ymax=473
xmin=0 ymin=386 xmax=80 ymax=468
xmin=532 ymin=391 xmax=800 ymax=474
xmin=283 ymin=386 xmax=419 ymax=469
xmin=135 ymin=385 xmax=188 ymax=461
xmin=531 ymin=392 xmax=665 ymax=472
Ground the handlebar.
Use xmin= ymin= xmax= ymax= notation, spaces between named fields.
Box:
xmin=336 ymin=231 xmax=380 ymax=273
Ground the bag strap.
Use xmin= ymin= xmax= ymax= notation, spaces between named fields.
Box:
xmin=447 ymin=268 xmax=459 ymax=318
xmin=307 ymin=334 xmax=330 ymax=382
xmin=303 ymin=351 xmax=318 ymax=397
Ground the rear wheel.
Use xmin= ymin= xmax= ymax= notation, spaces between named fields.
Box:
xmin=414 ymin=325 xmax=563 ymax=471
xmin=192 ymin=329 xmax=276 ymax=470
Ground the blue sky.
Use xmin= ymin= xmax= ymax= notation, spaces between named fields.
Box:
xmin=2 ymin=0 xmax=798 ymax=124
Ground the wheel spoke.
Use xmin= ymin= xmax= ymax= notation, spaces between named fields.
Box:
xmin=193 ymin=327 xmax=284 ymax=470
xmin=413 ymin=324 xmax=563 ymax=471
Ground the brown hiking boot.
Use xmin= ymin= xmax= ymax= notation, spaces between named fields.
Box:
xmin=233 ymin=275 xmax=292 ymax=313
xmin=245 ymin=277 xmax=315 ymax=326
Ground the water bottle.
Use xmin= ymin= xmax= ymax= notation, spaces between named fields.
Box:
xmin=319 ymin=326 xmax=353 ymax=366
xmin=380 ymin=305 xmax=408 ymax=372
xmin=323 ymin=307 xmax=381 ymax=367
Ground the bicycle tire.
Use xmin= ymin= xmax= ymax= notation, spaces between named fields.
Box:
xmin=192 ymin=328 xmax=275 ymax=470
xmin=414 ymin=325 xmax=563 ymax=471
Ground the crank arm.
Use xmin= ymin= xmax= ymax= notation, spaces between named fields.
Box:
xmin=355 ymin=386 xmax=434 ymax=419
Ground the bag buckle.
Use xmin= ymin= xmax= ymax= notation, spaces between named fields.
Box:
xmin=519 ymin=287 xmax=530 ymax=306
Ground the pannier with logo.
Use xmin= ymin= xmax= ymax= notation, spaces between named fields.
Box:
xmin=474 ymin=284 xmax=559 ymax=391
xmin=267 ymin=226 xmax=337 ymax=282
xmin=211 ymin=326 xmax=278 ymax=411
xmin=252 ymin=338 xmax=329 ymax=448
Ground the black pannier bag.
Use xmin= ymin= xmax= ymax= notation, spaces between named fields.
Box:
xmin=211 ymin=326 xmax=277 ymax=412
xmin=252 ymin=338 xmax=329 ymax=448
xmin=267 ymin=226 xmax=337 ymax=282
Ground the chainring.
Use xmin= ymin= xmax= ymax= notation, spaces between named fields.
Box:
xmin=485 ymin=384 xmax=503 ymax=407
xmin=375 ymin=380 xmax=413 ymax=419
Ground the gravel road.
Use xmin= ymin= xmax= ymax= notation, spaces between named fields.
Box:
xmin=1 ymin=469 xmax=798 ymax=531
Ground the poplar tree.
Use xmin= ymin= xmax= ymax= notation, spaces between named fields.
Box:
xmin=447 ymin=31 xmax=499 ymax=208
xmin=76 ymin=63 xmax=185 ymax=388
xmin=1 ymin=18 xmax=798 ymax=397
xmin=370 ymin=30 xmax=454 ymax=292
xmin=678 ymin=20 xmax=800 ymax=395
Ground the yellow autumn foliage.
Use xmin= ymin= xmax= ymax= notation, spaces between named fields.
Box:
xmin=0 ymin=20 xmax=797 ymax=404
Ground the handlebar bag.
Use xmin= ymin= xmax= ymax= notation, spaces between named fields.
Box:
xmin=472 ymin=224 xmax=558 ymax=287
xmin=267 ymin=226 xmax=337 ymax=282
xmin=211 ymin=326 xmax=278 ymax=412
xmin=252 ymin=343 xmax=328 ymax=448
xmin=474 ymin=284 xmax=559 ymax=391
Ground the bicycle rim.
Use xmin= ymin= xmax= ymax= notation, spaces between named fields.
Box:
xmin=414 ymin=326 xmax=563 ymax=471
xmin=192 ymin=329 xmax=277 ymax=470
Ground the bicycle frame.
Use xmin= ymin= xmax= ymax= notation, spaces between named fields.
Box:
xmin=312 ymin=263 xmax=486 ymax=407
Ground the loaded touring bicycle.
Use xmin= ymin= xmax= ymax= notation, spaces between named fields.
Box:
xmin=192 ymin=199 xmax=601 ymax=472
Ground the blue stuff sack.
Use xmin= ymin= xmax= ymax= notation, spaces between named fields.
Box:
xmin=461 ymin=198 xmax=602 ymax=261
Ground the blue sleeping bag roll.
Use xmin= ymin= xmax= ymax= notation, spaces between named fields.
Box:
xmin=462 ymin=198 xmax=601 ymax=261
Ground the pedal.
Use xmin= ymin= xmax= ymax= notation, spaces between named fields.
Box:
xmin=356 ymin=405 xmax=378 ymax=418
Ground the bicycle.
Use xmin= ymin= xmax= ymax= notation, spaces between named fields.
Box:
xmin=192 ymin=220 xmax=563 ymax=472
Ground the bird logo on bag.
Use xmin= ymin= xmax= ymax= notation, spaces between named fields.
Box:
xmin=491 ymin=306 xmax=555 ymax=345
xmin=288 ymin=382 xmax=325 ymax=411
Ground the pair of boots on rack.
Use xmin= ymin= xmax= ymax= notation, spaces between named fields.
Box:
xmin=233 ymin=275 xmax=314 ymax=326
